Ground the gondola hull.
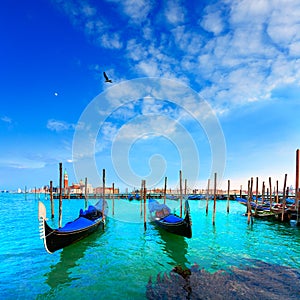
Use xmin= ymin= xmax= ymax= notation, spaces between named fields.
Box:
xmin=151 ymin=214 xmax=192 ymax=238
xmin=149 ymin=199 xmax=192 ymax=238
xmin=38 ymin=201 xmax=106 ymax=254
xmin=41 ymin=218 xmax=105 ymax=254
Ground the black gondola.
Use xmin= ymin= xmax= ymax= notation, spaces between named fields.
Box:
xmin=148 ymin=199 xmax=192 ymax=238
xmin=38 ymin=199 xmax=108 ymax=254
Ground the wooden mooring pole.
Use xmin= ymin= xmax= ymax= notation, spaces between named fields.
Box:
xmin=206 ymin=179 xmax=210 ymax=215
xmin=112 ymin=182 xmax=115 ymax=216
xmin=247 ymin=177 xmax=253 ymax=225
xmin=212 ymin=173 xmax=217 ymax=226
xmin=254 ymin=177 xmax=258 ymax=216
xmin=140 ymin=180 xmax=143 ymax=217
xmin=58 ymin=162 xmax=63 ymax=228
xmin=50 ymin=180 xmax=54 ymax=218
xmin=164 ymin=176 xmax=167 ymax=205
xmin=84 ymin=177 xmax=88 ymax=209
xmin=262 ymin=181 xmax=265 ymax=204
xmin=296 ymin=149 xmax=299 ymax=225
xmin=143 ymin=180 xmax=147 ymax=231
xmin=227 ymin=179 xmax=230 ymax=213
xmin=276 ymin=180 xmax=279 ymax=203
xmin=269 ymin=177 xmax=273 ymax=210
xmin=179 ymin=170 xmax=183 ymax=218
xmin=102 ymin=169 xmax=106 ymax=221
xmin=281 ymin=174 xmax=287 ymax=222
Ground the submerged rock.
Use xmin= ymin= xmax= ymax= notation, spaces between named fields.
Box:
xmin=146 ymin=260 xmax=300 ymax=299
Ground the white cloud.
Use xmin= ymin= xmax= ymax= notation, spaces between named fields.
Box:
xmin=266 ymin=1 xmax=300 ymax=48
xmin=47 ymin=119 xmax=75 ymax=132
xmin=289 ymin=41 xmax=300 ymax=57
xmin=126 ymin=39 xmax=146 ymax=61
xmin=53 ymin=0 xmax=300 ymax=115
xmin=171 ymin=26 xmax=204 ymax=55
xmin=114 ymin=115 xmax=178 ymax=141
xmin=136 ymin=60 xmax=159 ymax=77
xmin=164 ymin=0 xmax=186 ymax=25
xmin=200 ymin=11 xmax=224 ymax=35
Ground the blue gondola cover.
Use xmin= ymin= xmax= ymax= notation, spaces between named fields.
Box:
xmin=57 ymin=217 xmax=94 ymax=232
xmin=163 ymin=215 xmax=182 ymax=223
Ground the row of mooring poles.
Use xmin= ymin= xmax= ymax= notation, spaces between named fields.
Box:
xmin=205 ymin=173 xmax=228 ymax=222
xmin=48 ymin=149 xmax=300 ymax=228
xmin=50 ymin=162 xmax=100 ymax=228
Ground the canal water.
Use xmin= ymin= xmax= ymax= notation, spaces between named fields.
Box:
xmin=0 ymin=193 xmax=299 ymax=299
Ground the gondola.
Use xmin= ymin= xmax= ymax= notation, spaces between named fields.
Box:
xmin=148 ymin=199 xmax=192 ymax=238
xmin=38 ymin=199 xmax=108 ymax=254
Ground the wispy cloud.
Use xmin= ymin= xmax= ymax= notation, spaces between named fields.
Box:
xmin=99 ymin=33 xmax=123 ymax=49
xmin=47 ymin=119 xmax=75 ymax=132
xmin=1 ymin=116 xmax=12 ymax=124
xmin=107 ymin=0 xmax=154 ymax=25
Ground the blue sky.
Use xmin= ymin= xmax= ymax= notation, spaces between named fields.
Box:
xmin=1 ymin=0 xmax=300 ymax=192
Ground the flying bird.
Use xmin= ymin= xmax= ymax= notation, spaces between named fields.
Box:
xmin=103 ymin=72 xmax=112 ymax=83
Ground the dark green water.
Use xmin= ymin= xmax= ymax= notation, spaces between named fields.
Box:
xmin=0 ymin=193 xmax=299 ymax=299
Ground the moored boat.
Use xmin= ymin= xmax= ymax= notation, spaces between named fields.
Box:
xmin=38 ymin=199 xmax=108 ymax=254
xmin=148 ymin=199 xmax=192 ymax=238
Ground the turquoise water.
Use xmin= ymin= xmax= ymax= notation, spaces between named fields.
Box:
xmin=0 ymin=193 xmax=299 ymax=299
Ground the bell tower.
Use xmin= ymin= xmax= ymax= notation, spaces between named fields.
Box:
xmin=64 ymin=169 xmax=68 ymax=189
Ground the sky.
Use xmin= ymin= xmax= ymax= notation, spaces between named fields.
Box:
xmin=1 ymin=0 xmax=300 ymax=193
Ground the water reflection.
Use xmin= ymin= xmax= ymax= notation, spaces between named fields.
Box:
xmin=155 ymin=228 xmax=189 ymax=269
xmin=43 ymin=231 xmax=102 ymax=291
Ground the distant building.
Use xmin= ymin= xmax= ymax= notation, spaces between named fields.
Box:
xmin=94 ymin=186 xmax=119 ymax=195
xmin=69 ymin=183 xmax=82 ymax=194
